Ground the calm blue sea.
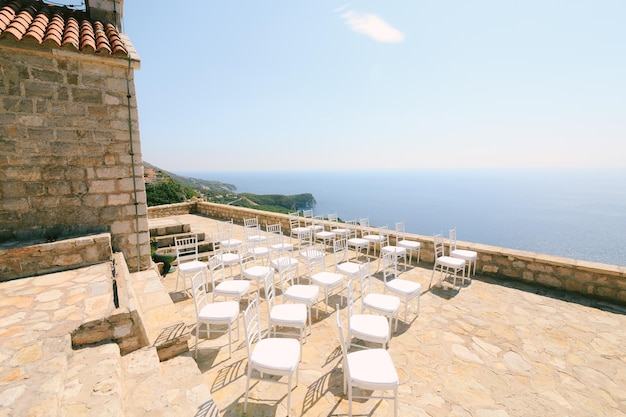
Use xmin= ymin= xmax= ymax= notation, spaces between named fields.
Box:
xmin=179 ymin=169 xmax=626 ymax=267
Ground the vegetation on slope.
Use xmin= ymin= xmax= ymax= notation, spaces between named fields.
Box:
xmin=143 ymin=162 xmax=315 ymax=213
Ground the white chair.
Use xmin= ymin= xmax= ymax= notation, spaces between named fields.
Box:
xmin=281 ymin=251 xmax=320 ymax=334
xmin=312 ymin=215 xmax=335 ymax=248
xmin=346 ymin=220 xmax=369 ymax=262
xmin=336 ymin=306 xmax=399 ymax=417
xmin=363 ymin=224 xmax=389 ymax=257
xmin=212 ymin=231 xmax=242 ymax=278
xmin=298 ymin=243 xmax=326 ymax=283
xmin=302 ymin=209 xmax=322 ymax=233
xmin=264 ymin=270 xmax=308 ymax=345
xmin=359 ymin=261 xmax=400 ymax=334
xmin=289 ymin=211 xmax=310 ymax=248
xmin=329 ymin=213 xmax=349 ymax=239
xmin=380 ymin=227 xmax=407 ymax=270
xmin=270 ymin=244 xmax=300 ymax=289
xmin=240 ymin=247 xmax=274 ymax=297
xmin=310 ymin=249 xmax=345 ymax=313
xmin=346 ymin=279 xmax=390 ymax=350
xmin=243 ymin=217 xmax=266 ymax=244
xmin=209 ymin=250 xmax=251 ymax=307
xmin=395 ymin=221 xmax=421 ymax=265
xmin=429 ymin=233 xmax=466 ymax=290
xmin=243 ymin=294 xmax=301 ymax=414
xmin=174 ymin=235 xmax=207 ymax=293
xmin=449 ymin=227 xmax=478 ymax=278
xmin=266 ymin=223 xmax=294 ymax=253
xmin=190 ymin=270 xmax=239 ymax=359
xmin=333 ymin=238 xmax=362 ymax=281
xmin=217 ymin=219 xmax=242 ymax=251
xmin=382 ymin=251 xmax=421 ymax=322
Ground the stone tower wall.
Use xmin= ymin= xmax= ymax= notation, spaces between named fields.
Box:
xmin=0 ymin=43 xmax=150 ymax=272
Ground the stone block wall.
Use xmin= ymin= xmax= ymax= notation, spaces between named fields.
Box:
xmin=0 ymin=232 xmax=113 ymax=281
xmin=0 ymin=42 xmax=150 ymax=273
xmin=148 ymin=201 xmax=626 ymax=304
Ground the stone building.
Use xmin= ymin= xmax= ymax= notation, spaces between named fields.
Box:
xmin=0 ymin=0 xmax=150 ymax=274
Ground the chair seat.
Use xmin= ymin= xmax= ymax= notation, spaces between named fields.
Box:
xmin=364 ymin=293 xmax=400 ymax=314
xmin=178 ymin=260 xmax=207 ymax=273
xmin=221 ymin=239 xmax=242 ymax=250
xmin=451 ymin=249 xmax=477 ymax=261
xmin=316 ymin=231 xmax=334 ymax=239
xmin=215 ymin=280 xmax=250 ymax=297
xmin=348 ymin=238 xmax=368 ymax=247
xmin=285 ymin=285 xmax=319 ymax=303
xmin=363 ymin=235 xmax=384 ymax=243
xmin=350 ymin=314 xmax=389 ymax=342
xmin=271 ymin=303 xmax=307 ymax=326
xmin=271 ymin=257 xmax=299 ymax=271
xmin=243 ymin=265 xmax=273 ymax=280
xmin=299 ymin=248 xmax=325 ymax=261
xmin=199 ymin=301 xmax=239 ymax=323
xmin=311 ymin=271 xmax=343 ymax=288
xmin=250 ymin=338 xmax=301 ymax=374
xmin=220 ymin=253 xmax=241 ymax=265
xmin=337 ymin=261 xmax=361 ymax=276
xmin=347 ymin=348 xmax=399 ymax=389
xmin=438 ymin=256 xmax=466 ymax=269
xmin=270 ymin=242 xmax=294 ymax=252
xmin=381 ymin=246 xmax=406 ymax=256
xmin=397 ymin=240 xmax=420 ymax=250
xmin=386 ymin=279 xmax=421 ymax=297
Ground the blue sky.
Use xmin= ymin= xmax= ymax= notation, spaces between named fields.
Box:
xmin=122 ymin=1 xmax=626 ymax=172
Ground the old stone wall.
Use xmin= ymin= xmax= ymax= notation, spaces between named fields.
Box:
xmin=148 ymin=201 xmax=626 ymax=304
xmin=0 ymin=43 xmax=150 ymax=273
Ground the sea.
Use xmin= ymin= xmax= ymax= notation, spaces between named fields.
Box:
xmin=179 ymin=169 xmax=626 ymax=267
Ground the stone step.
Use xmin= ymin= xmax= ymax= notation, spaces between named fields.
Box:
xmin=152 ymin=231 xmax=208 ymax=249
xmin=127 ymin=269 xmax=190 ymax=361
xmin=120 ymin=347 xmax=171 ymax=417
xmin=61 ymin=342 xmax=124 ymax=417
xmin=149 ymin=220 xmax=191 ymax=238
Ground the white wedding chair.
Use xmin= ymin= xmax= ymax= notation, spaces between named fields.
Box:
xmin=363 ymin=224 xmax=389 ymax=257
xmin=328 ymin=213 xmax=349 ymax=239
xmin=264 ymin=270 xmax=308 ymax=345
xmin=336 ymin=306 xmax=399 ymax=417
xmin=429 ymin=233 xmax=466 ymax=290
xmin=174 ymin=235 xmax=207 ymax=293
xmin=382 ymin=251 xmax=421 ymax=322
xmin=346 ymin=279 xmax=390 ymax=350
xmin=243 ymin=217 xmax=266 ymax=244
xmin=333 ymin=238 xmax=362 ymax=281
xmin=190 ymin=270 xmax=239 ymax=359
xmin=243 ymin=294 xmax=301 ymax=414
xmin=266 ymin=223 xmax=294 ymax=253
xmin=240 ymin=244 xmax=274 ymax=297
xmin=289 ymin=211 xmax=311 ymax=248
xmin=302 ymin=208 xmax=322 ymax=233
xmin=310 ymin=249 xmax=345 ymax=313
xmin=346 ymin=219 xmax=369 ymax=262
xmin=395 ymin=221 xmax=421 ymax=265
xmin=212 ymin=231 xmax=242 ymax=278
xmin=281 ymin=250 xmax=320 ymax=334
xmin=298 ymin=243 xmax=326 ymax=282
xmin=209 ymin=249 xmax=250 ymax=307
xmin=312 ymin=215 xmax=335 ymax=248
xmin=449 ymin=227 xmax=478 ymax=278
xmin=217 ymin=219 xmax=242 ymax=251
xmin=359 ymin=261 xmax=400 ymax=334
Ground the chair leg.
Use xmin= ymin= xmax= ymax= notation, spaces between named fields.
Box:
xmin=244 ymin=364 xmax=252 ymax=412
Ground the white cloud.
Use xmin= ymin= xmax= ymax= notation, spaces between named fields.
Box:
xmin=339 ymin=10 xmax=404 ymax=43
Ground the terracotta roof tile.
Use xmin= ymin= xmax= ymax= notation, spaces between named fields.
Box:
xmin=0 ymin=0 xmax=128 ymax=57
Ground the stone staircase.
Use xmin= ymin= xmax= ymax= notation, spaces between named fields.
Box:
xmin=149 ymin=218 xmax=214 ymax=262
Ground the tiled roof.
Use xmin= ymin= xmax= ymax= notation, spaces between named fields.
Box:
xmin=0 ymin=0 xmax=127 ymax=56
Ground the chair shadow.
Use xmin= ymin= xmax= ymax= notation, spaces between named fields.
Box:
xmin=209 ymin=357 xmax=246 ymax=392
xmin=301 ymin=367 xmax=344 ymax=415
xmin=193 ymin=398 xmax=221 ymax=417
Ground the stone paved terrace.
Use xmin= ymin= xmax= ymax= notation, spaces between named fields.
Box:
xmin=155 ymin=214 xmax=626 ymax=416
xmin=1 ymin=212 xmax=625 ymax=416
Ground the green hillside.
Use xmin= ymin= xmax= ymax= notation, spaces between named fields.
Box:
xmin=143 ymin=162 xmax=315 ymax=213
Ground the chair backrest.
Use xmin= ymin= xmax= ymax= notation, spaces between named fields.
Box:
xmin=449 ymin=227 xmax=458 ymax=252
xmin=312 ymin=216 xmax=326 ymax=233
xmin=335 ymin=306 xmax=349 ymax=377
xmin=434 ymin=233 xmax=445 ymax=258
xmin=299 ymin=227 xmax=313 ymax=247
xmin=217 ymin=219 xmax=234 ymax=232
xmin=266 ymin=223 xmax=282 ymax=235
xmin=382 ymin=251 xmax=398 ymax=282
xmin=347 ymin=279 xmax=356 ymax=318
xmin=359 ymin=218 xmax=371 ymax=237
xmin=207 ymin=251 xmax=225 ymax=287
xmin=302 ymin=209 xmax=314 ymax=227
xmin=346 ymin=219 xmax=358 ymax=239
xmin=333 ymin=238 xmax=349 ymax=264
xmin=301 ymin=244 xmax=324 ymax=275
xmin=358 ymin=261 xmax=372 ymax=296
xmin=327 ymin=213 xmax=338 ymax=223
xmin=212 ymin=231 xmax=227 ymax=251
xmin=243 ymin=294 xmax=263 ymax=358
xmin=263 ymin=271 xmax=276 ymax=319
xmin=378 ymin=225 xmax=390 ymax=246
xmin=289 ymin=216 xmax=302 ymax=231
xmin=243 ymin=217 xmax=258 ymax=228
xmin=190 ymin=270 xmax=208 ymax=319
xmin=175 ymin=236 xmax=199 ymax=264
